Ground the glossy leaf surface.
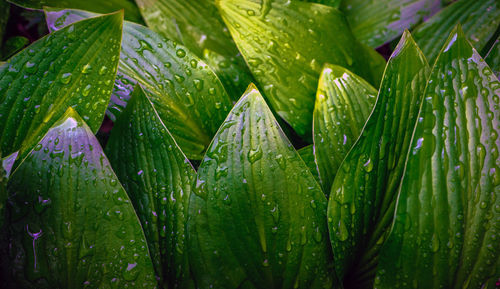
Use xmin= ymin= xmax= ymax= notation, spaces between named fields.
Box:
xmin=340 ymin=0 xmax=441 ymax=48
xmin=106 ymin=85 xmax=196 ymax=288
xmin=485 ymin=37 xmax=499 ymax=80
xmin=376 ymin=26 xmax=500 ymax=289
xmin=217 ymin=0 xmax=385 ymax=138
xmin=188 ymin=85 xmax=336 ymax=288
xmin=327 ymin=31 xmax=430 ymax=287
xmin=45 ymin=8 xmax=233 ymax=160
xmin=313 ymin=64 xmax=377 ymax=193
xmin=8 ymin=0 xmax=143 ymax=22
xmin=413 ymin=0 xmax=500 ymax=64
xmin=0 ymin=12 xmax=123 ymax=163
xmin=297 ymin=145 xmax=320 ymax=185
xmin=6 ymin=108 xmax=157 ymax=288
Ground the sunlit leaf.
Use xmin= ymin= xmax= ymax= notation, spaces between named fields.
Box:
xmin=6 ymin=108 xmax=157 ymax=288
xmin=106 ymin=85 xmax=196 ymax=288
xmin=413 ymin=0 xmax=500 ymax=64
xmin=327 ymin=31 xmax=429 ymax=287
xmin=0 ymin=11 xmax=123 ymax=166
xmin=217 ymin=0 xmax=385 ymax=138
xmin=376 ymin=25 xmax=500 ymax=289
xmin=188 ymin=85 xmax=336 ymax=288
xmin=313 ymin=64 xmax=377 ymax=193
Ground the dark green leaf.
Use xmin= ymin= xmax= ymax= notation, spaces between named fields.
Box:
xmin=0 ymin=1 xmax=10 ymax=55
xmin=188 ymin=85 xmax=336 ymax=288
xmin=313 ymin=64 xmax=377 ymax=193
xmin=376 ymin=26 xmax=500 ymax=289
xmin=340 ymin=0 xmax=441 ymax=48
xmin=135 ymin=0 xmax=237 ymax=58
xmin=1 ymin=36 xmax=29 ymax=61
xmin=0 ymin=153 xmax=6 ymax=228
xmin=297 ymin=144 xmax=321 ymax=185
xmin=217 ymin=0 xmax=385 ymax=138
xmin=105 ymin=85 xmax=196 ymax=288
xmin=44 ymin=8 xmax=233 ymax=160
xmin=6 ymin=108 xmax=157 ymax=288
xmin=413 ymin=0 xmax=500 ymax=64
xmin=8 ymin=0 xmax=143 ymax=23
xmin=0 ymin=11 xmax=123 ymax=167
xmin=203 ymin=48 xmax=255 ymax=102
xmin=485 ymin=36 xmax=500 ymax=80
xmin=327 ymin=31 xmax=430 ymax=287
xmin=2 ymin=151 xmax=18 ymax=178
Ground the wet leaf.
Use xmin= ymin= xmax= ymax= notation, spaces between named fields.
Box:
xmin=203 ymin=48 xmax=255 ymax=102
xmin=0 ymin=11 xmax=123 ymax=166
xmin=340 ymin=0 xmax=441 ymax=48
xmin=105 ymin=85 xmax=196 ymax=288
xmin=188 ymin=85 xmax=336 ymax=288
xmin=217 ymin=0 xmax=385 ymax=138
xmin=2 ymin=36 xmax=30 ymax=60
xmin=303 ymin=0 xmax=340 ymax=8
xmin=298 ymin=145 xmax=321 ymax=185
xmin=376 ymin=26 xmax=500 ymax=289
xmin=8 ymin=0 xmax=143 ymax=23
xmin=44 ymin=8 xmax=233 ymax=160
xmin=6 ymin=108 xmax=157 ymax=288
xmin=313 ymin=64 xmax=377 ymax=193
xmin=327 ymin=31 xmax=430 ymax=287
xmin=0 ymin=1 xmax=10 ymax=57
xmin=413 ymin=0 xmax=500 ymax=64
xmin=485 ymin=36 xmax=499 ymax=80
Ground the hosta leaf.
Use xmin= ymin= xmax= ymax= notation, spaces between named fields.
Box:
xmin=8 ymin=0 xmax=143 ymax=23
xmin=0 ymin=154 xmax=6 ymax=228
xmin=188 ymin=85 xmax=336 ymax=288
xmin=45 ymin=8 xmax=233 ymax=160
xmin=375 ymin=26 xmax=500 ymax=289
xmin=413 ymin=0 xmax=500 ymax=64
xmin=6 ymin=108 xmax=157 ymax=288
xmin=203 ymin=48 xmax=255 ymax=102
xmin=313 ymin=64 xmax=377 ymax=193
xmin=485 ymin=37 xmax=499 ymax=80
xmin=340 ymin=0 xmax=441 ymax=48
xmin=2 ymin=36 xmax=30 ymax=60
xmin=303 ymin=0 xmax=341 ymax=8
xmin=217 ymin=0 xmax=385 ymax=138
xmin=327 ymin=31 xmax=430 ymax=287
xmin=105 ymin=85 xmax=196 ymax=288
xmin=297 ymin=145 xmax=321 ymax=185
xmin=0 ymin=1 xmax=9 ymax=56
xmin=0 ymin=11 xmax=123 ymax=164
xmin=134 ymin=0 xmax=237 ymax=58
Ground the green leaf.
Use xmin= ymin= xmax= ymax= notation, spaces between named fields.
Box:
xmin=485 ymin=36 xmax=500 ymax=80
xmin=340 ymin=0 xmax=441 ymax=48
xmin=1 ymin=36 xmax=30 ymax=60
xmin=188 ymin=85 xmax=336 ymax=288
xmin=376 ymin=26 xmax=500 ymax=289
xmin=2 ymin=151 xmax=18 ymax=178
xmin=297 ymin=144 xmax=321 ymax=185
xmin=327 ymin=31 xmax=430 ymax=287
xmin=105 ymin=85 xmax=196 ymax=288
xmin=413 ymin=0 xmax=500 ymax=64
xmin=44 ymin=8 xmax=233 ymax=160
xmin=6 ymin=108 xmax=157 ymax=288
xmin=0 ymin=11 xmax=123 ymax=165
xmin=313 ymin=64 xmax=377 ymax=193
xmin=0 ymin=1 xmax=10 ymax=54
xmin=217 ymin=0 xmax=385 ymax=138
xmin=303 ymin=0 xmax=341 ymax=8
xmin=135 ymin=0 xmax=237 ymax=58
xmin=203 ymin=48 xmax=255 ymax=102
xmin=0 ymin=154 xmax=6 ymax=228
xmin=8 ymin=0 xmax=143 ymax=23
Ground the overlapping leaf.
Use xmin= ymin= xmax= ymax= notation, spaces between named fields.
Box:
xmin=0 ymin=11 xmax=123 ymax=165
xmin=340 ymin=0 xmax=441 ymax=48
xmin=6 ymin=108 xmax=157 ymax=288
xmin=327 ymin=31 xmax=430 ymax=287
xmin=297 ymin=144 xmax=321 ymax=184
xmin=485 ymin=37 xmax=499 ymax=80
xmin=217 ymin=0 xmax=385 ymax=138
xmin=106 ymin=85 xmax=195 ymax=288
xmin=376 ymin=26 xmax=500 ymax=289
xmin=413 ymin=0 xmax=500 ymax=63
xmin=313 ymin=64 xmax=377 ymax=193
xmin=45 ymin=8 xmax=233 ymax=160
xmin=188 ymin=85 xmax=336 ymax=288
xmin=8 ymin=0 xmax=143 ymax=22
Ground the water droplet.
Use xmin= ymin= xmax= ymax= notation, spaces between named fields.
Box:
xmin=275 ymin=154 xmax=286 ymax=169
xmin=363 ymin=158 xmax=373 ymax=172
xmin=60 ymin=73 xmax=72 ymax=84
xmin=122 ymin=262 xmax=139 ymax=281
xmin=176 ymin=49 xmax=186 ymax=58
xmin=431 ymin=233 xmax=440 ymax=252
xmin=82 ymin=84 xmax=91 ymax=96
xmin=81 ymin=64 xmax=92 ymax=74
xmin=270 ymin=205 xmax=279 ymax=223
xmin=193 ymin=79 xmax=204 ymax=90
xmin=248 ymin=145 xmax=263 ymax=163
xmin=262 ymin=259 xmax=269 ymax=267
xmin=337 ymin=219 xmax=349 ymax=241
xmin=24 ymin=61 xmax=37 ymax=74
xmin=174 ymin=74 xmax=185 ymax=83
xmin=98 ymin=66 xmax=108 ymax=75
